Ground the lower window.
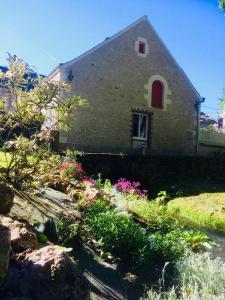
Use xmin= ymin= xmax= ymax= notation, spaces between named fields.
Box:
xmin=132 ymin=113 xmax=149 ymax=140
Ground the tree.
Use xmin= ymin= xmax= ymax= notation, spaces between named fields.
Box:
xmin=0 ymin=56 xmax=86 ymax=189
xmin=219 ymin=0 xmax=225 ymax=11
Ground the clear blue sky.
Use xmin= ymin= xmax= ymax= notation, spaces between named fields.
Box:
xmin=0 ymin=0 xmax=224 ymax=117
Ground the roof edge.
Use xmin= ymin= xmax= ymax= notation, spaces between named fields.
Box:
xmin=48 ymin=15 xmax=148 ymax=78
xmin=145 ymin=18 xmax=201 ymax=98
xmin=48 ymin=15 xmax=201 ymax=99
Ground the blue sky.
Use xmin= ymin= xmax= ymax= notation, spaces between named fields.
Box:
xmin=0 ymin=0 xmax=224 ymax=116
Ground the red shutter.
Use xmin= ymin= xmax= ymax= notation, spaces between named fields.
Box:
xmin=151 ymin=80 xmax=163 ymax=108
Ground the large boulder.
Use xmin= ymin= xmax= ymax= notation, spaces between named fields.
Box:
xmin=10 ymin=188 xmax=81 ymax=225
xmin=0 ymin=245 xmax=89 ymax=300
xmin=0 ymin=216 xmax=37 ymax=253
xmin=0 ymin=183 xmax=14 ymax=214
xmin=0 ymin=223 xmax=10 ymax=286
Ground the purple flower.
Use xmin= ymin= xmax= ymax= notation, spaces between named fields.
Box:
xmin=115 ymin=178 xmax=148 ymax=198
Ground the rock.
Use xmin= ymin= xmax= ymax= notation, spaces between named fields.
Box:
xmin=10 ymin=188 xmax=81 ymax=225
xmin=0 ymin=223 xmax=10 ymax=286
xmin=0 ymin=183 xmax=14 ymax=214
xmin=0 ymin=245 xmax=89 ymax=300
xmin=0 ymin=216 xmax=37 ymax=253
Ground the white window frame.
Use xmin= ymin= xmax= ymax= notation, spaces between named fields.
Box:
xmin=132 ymin=113 xmax=149 ymax=141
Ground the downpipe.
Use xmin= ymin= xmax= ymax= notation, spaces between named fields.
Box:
xmin=195 ymin=97 xmax=205 ymax=155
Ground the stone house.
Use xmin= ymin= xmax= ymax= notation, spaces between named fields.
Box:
xmin=49 ymin=16 xmax=202 ymax=156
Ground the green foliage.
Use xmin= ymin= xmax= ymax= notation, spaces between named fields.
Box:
xmin=200 ymin=124 xmax=219 ymax=134
xmin=219 ymin=0 xmax=225 ymax=11
xmin=37 ymin=232 xmax=48 ymax=244
xmin=142 ymin=252 xmax=225 ymax=300
xmin=0 ymin=138 xmax=61 ymax=189
xmin=81 ymin=196 xmax=210 ymax=272
xmin=0 ymin=56 xmax=86 ymax=189
xmin=55 ymin=216 xmax=79 ymax=245
xmin=116 ymin=191 xmax=179 ymax=233
xmin=152 ymin=229 xmax=210 ymax=263
xmin=63 ymin=149 xmax=84 ymax=162
xmin=82 ymin=199 xmax=152 ymax=268
xmin=109 ymin=189 xmax=210 ymax=255
xmin=95 ymin=173 xmax=104 ymax=189
xmin=155 ymin=191 xmax=170 ymax=204
xmin=145 ymin=201 xmax=179 ymax=234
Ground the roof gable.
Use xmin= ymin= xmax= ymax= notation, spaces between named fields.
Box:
xmin=48 ymin=16 xmax=200 ymax=98
xmin=48 ymin=16 xmax=148 ymax=78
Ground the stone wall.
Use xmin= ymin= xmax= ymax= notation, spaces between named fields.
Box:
xmin=52 ymin=18 xmax=199 ymax=156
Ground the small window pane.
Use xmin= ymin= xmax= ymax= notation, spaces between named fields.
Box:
xmin=139 ymin=42 xmax=145 ymax=54
xmin=133 ymin=114 xmax=139 ymax=137
xmin=140 ymin=115 xmax=147 ymax=139
xmin=132 ymin=113 xmax=148 ymax=140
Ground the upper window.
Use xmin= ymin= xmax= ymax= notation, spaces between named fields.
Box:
xmin=135 ymin=37 xmax=149 ymax=58
xmin=138 ymin=42 xmax=145 ymax=54
xmin=151 ymin=80 xmax=164 ymax=108
xmin=132 ymin=113 xmax=148 ymax=140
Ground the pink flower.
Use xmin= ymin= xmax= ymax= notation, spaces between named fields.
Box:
xmin=58 ymin=161 xmax=85 ymax=178
xmin=115 ymin=178 xmax=148 ymax=198
xmin=81 ymin=178 xmax=96 ymax=186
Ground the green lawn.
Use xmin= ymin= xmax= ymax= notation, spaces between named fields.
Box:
xmin=169 ymin=193 xmax=225 ymax=234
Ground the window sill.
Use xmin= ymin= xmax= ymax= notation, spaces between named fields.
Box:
xmin=132 ymin=137 xmax=148 ymax=141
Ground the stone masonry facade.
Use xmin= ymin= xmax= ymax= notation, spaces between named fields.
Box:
xmin=49 ymin=16 xmax=200 ymax=156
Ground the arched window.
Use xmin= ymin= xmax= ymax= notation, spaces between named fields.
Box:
xmin=151 ymin=80 xmax=164 ymax=108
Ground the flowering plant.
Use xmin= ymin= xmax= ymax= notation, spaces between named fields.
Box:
xmin=82 ymin=185 xmax=99 ymax=206
xmin=79 ymin=178 xmax=99 ymax=205
xmin=81 ymin=178 xmax=96 ymax=186
xmin=58 ymin=161 xmax=84 ymax=179
xmin=115 ymin=178 xmax=148 ymax=198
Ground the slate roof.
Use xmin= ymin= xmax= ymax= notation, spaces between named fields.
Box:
xmin=0 ymin=66 xmax=8 ymax=73
xmin=200 ymin=112 xmax=217 ymax=127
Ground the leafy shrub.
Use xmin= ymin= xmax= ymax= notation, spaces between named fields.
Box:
xmin=81 ymin=197 xmax=209 ymax=273
xmin=62 ymin=149 xmax=84 ymax=162
xmin=58 ymin=161 xmax=84 ymax=179
xmin=36 ymin=155 xmax=86 ymax=192
xmin=142 ymin=253 xmax=225 ymax=300
xmin=55 ymin=216 xmax=79 ymax=245
xmin=0 ymin=56 xmax=86 ymax=189
xmin=82 ymin=199 xmax=152 ymax=269
xmin=111 ymin=190 xmax=179 ymax=233
xmin=110 ymin=189 xmax=210 ymax=255
xmin=151 ymin=229 xmax=210 ymax=263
